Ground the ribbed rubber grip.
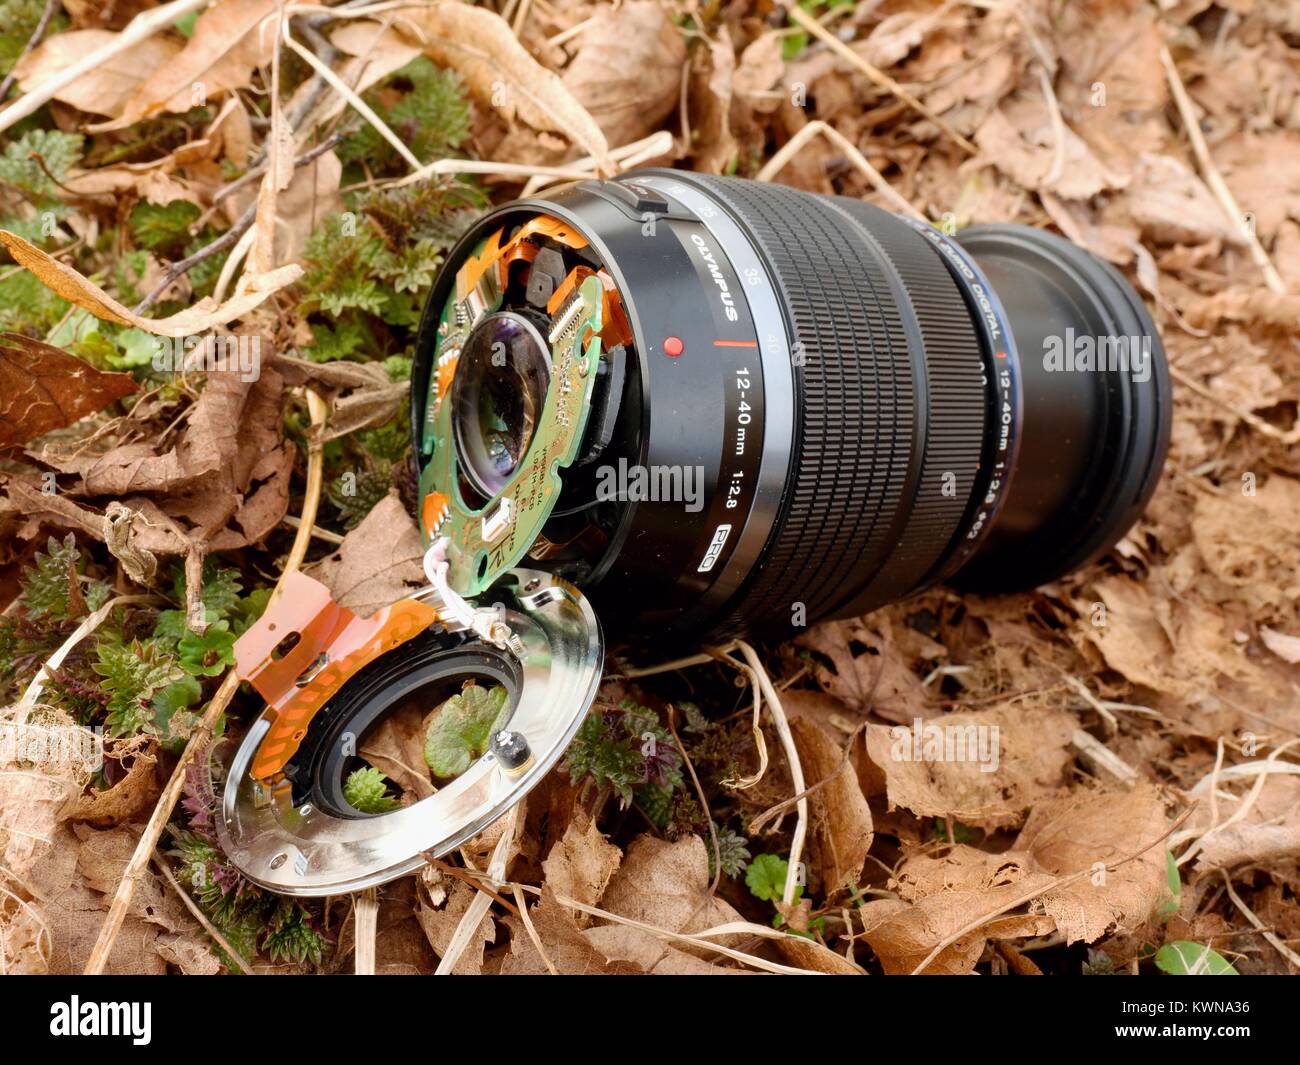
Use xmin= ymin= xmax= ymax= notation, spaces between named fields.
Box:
xmin=826 ymin=199 xmax=986 ymax=614
xmin=669 ymin=174 xmax=920 ymax=629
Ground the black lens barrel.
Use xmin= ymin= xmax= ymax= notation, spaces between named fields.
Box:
xmin=411 ymin=173 xmax=1171 ymax=640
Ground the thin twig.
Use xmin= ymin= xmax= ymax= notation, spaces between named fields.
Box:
xmin=133 ymin=135 xmax=344 ymax=314
xmin=152 ymin=853 xmax=256 ymax=975
xmin=1221 ymin=871 xmax=1300 ymax=971
xmin=1159 ymin=44 xmax=1285 ymax=294
xmin=0 ymin=0 xmax=58 ymax=102
xmin=83 ymin=389 xmax=330 ymax=975
xmin=755 ymin=120 xmax=925 ymax=221
xmin=510 ymin=884 xmax=557 ymax=974
xmin=282 ymin=21 xmax=421 ymax=170
xmin=421 ymin=855 xmax=520 ymax=916
xmin=666 ymin=705 xmax=722 ymax=895
xmin=353 ymin=888 xmax=378 ymax=975
xmin=785 ymin=4 xmax=978 ymax=155
xmin=732 ymin=640 xmax=807 ymax=909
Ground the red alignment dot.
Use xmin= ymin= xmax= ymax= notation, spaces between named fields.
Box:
xmin=663 ymin=336 xmax=684 ymax=357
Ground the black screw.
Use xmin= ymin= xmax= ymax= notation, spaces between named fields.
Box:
xmin=490 ymin=729 xmax=532 ymax=775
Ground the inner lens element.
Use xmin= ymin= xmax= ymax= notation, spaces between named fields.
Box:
xmin=451 ymin=311 xmax=552 ymax=499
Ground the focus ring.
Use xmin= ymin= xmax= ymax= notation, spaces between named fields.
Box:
xmin=825 ymin=200 xmax=987 ymax=614
xmin=668 ymin=174 xmax=919 ymax=630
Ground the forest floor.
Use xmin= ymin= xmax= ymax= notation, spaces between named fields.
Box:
xmin=0 ymin=0 xmax=1298 ymax=975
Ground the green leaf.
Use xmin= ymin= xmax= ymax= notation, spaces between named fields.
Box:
xmin=173 ymin=560 xmax=243 ymax=619
xmin=708 ymin=825 xmax=752 ymax=879
xmin=746 ymin=853 xmax=800 ymax=903
xmin=423 ymin=682 xmax=510 ymax=779
xmin=95 ymin=640 xmax=184 ymax=737
xmin=152 ymin=674 xmax=203 ymax=751
xmin=231 ymin=587 xmax=272 ymax=636
xmin=304 ymin=319 xmax=365 ymax=363
xmin=1159 ymin=850 xmax=1181 ymax=917
xmin=0 ymin=129 xmax=83 ymax=199
xmin=343 ymin=767 xmax=401 ymax=813
xmin=339 ymin=58 xmax=470 ymax=171
xmin=130 ymin=200 xmax=201 ymax=253
xmin=178 ymin=620 xmax=236 ymax=677
xmin=19 ymin=533 xmax=106 ymax=620
xmin=1154 ymin=941 xmax=1238 ymax=975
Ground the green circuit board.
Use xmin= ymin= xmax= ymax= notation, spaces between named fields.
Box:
xmin=418 ymin=269 xmax=605 ymax=597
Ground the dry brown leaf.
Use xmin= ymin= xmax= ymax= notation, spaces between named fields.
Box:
xmin=795 ymin=615 xmax=934 ymax=723
xmin=540 ymin=808 xmax=622 ymax=927
xmin=1190 ymin=776 xmax=1300 ymax=872
xmin=306 ymin=493 xmax=427 ymax=617
xmin=862 ymin=705 xmax=1076 ymax=831
xmin=787 ymin=713 xmax=873 ymax=892
xmin=597 ymin=834 xmax=744 ymax=954
xmin=13 ymin=29 xmax=183 ymax=118
xmin=501 ymin=886 xmax=644 ymax=975
xmin=93 ymin=0 xmax=279 ymax=131
xmin=0 ymin=333 xmax=137 ymax=452
xmin=733 ymin=30 xmax=785 ymax=113
xmin=73 ymin=741 xmax=160 ymax=826
xmin=860 ymin=859 xmax=1055 ymax=975
xmin=0 ymin=229 xmax=302 ymax=338
xmin=1122 ymin=153 xmax=1245 ymax=247
xmin=561 ymin=0 xmax=685 ymax=148
xmin=975 ymin=98 xmax=1129 ymax=200
xmin=583 ymin=924 xmax=741 ymax=974
xmin=10 ymin=359 xmax=292 ymax=561
xmin=414 ymin=877 xmax=494 ymax=975
xmin=1020 ymin=781 xmax=1172 ymax=944
xmin=687 ymin=25 xmax=737 ymax=174
xmin=395 ymin=1 xmax=612 ymax=173
xmin=863 ymin=782 xmax=1170 ymax=971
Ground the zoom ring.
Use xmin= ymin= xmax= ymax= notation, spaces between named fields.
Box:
xmin=826 ymin=199 xmax=987 ymax=615
xmin=672 ymin=174 xmax=919 ymax=631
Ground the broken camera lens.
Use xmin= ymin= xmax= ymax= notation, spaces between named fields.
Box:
xmin=412 ymin=172 xmax=1172 ymax=640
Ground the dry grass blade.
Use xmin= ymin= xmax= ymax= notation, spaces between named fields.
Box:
xmin=0 ymin=0 xmax=211 ymax=136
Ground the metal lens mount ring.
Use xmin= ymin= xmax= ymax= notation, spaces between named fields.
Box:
xmin=217 ymin=569 xmax=602 ymax=896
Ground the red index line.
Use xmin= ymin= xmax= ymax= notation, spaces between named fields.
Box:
xmin=995 ymin=351 xmax=1007 ymax=358
xmin=714 ymin=339 xmax=758 ymax=348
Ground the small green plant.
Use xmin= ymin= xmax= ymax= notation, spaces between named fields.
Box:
xmin=344 ymin=767 xmax=401 ymax=813
xmin=746 ymin=853 xmax=800 ymax=903
xmin=1158 ymin=850 xmax=1181 ymax=918
xmin=708 ymin=824 xmax=751 ymax=879
xmin=130 ymin=199 xmax=201 ymax=254
xmin=177 ymin=620 xmax=237 ymax=676
xmin=562 ymin=700 xmax=685 ymax=827
xmin=94 ymin=639 xmax=185 ymax=737
xmin=20 ymin=534 xmax=108 ymax=620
